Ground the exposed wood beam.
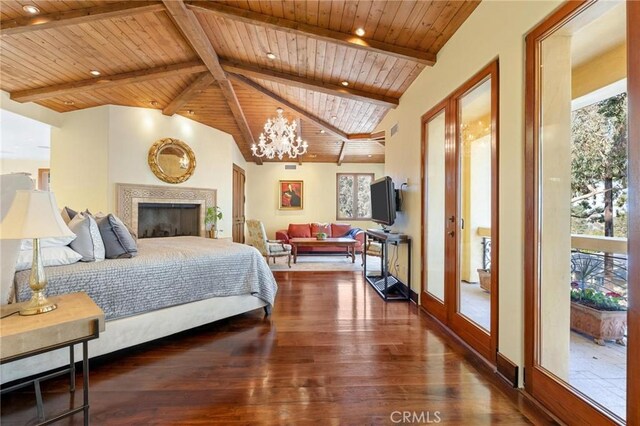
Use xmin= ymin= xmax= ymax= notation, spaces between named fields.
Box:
xmin=163 ymin=73 xmax=214 ymax=116
xmin=337 ymin=142 xmax=347 ymax=166
xmin=220 ymin=60 xmax=398 ymax=108
xmin=162 ymin=0 xmax=261 ymax=164
xmin=228 ymin=73 xmax=349 ymax=141
xmin=186 ymin=1 xmax=436 ymax=66
xmin=0 ymin=1 xmax=164 ymax=36
xmin=11 ymin=61 xmax=207 ymax=103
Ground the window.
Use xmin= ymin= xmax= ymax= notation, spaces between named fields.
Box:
xmin=336 ymin=173 xmax=374 ymax=220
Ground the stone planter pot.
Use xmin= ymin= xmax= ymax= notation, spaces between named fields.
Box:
xmin=476 ymin=269 xmax=491 ymax=292
xmin=570 ymin=301 xmax=627 ymax=346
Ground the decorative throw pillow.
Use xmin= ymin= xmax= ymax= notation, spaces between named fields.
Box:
xmin=68 ymin=212 xmax=106 ymax=262
xmin=96 ymin=214 xmax=138 ymax=259
xmin=310 ymin=223 xmax=331 ymax=237
xmin=60 ymin=206 xmax=78 ymax=224
xmin=15 ymin=246 xmax=83 ymax=271
xmin=20 ymin=234 xmax=76 ymax=250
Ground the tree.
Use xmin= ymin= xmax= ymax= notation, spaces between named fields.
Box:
xmin=571 ymin=93 xmax=628 ymax=238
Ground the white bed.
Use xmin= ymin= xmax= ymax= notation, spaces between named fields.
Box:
xmin=0 ymin=174 xmax=276 ymax=384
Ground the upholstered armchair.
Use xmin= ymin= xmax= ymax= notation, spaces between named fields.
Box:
xmin=246 ymin=220 xmax=292 ymax=268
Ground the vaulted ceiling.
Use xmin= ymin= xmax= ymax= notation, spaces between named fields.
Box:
xmin=0 ymin=0 xmax=479 ymax=164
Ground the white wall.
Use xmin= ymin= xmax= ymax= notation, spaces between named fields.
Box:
xmin=50 ymin=106 xmax=110 ymax=212
xmin=50 ymin=105 xmax=241 ymax=238
xmin=375 ymin=0 xmax=563 ymax=384
xmin=245 ymin=162 xmax=385 ymax=238
xmin=106 ymin=106 xmax=238 ymax=238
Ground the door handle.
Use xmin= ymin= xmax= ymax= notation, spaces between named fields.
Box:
xmin=461 ymin=218 xmax=465 ymax=230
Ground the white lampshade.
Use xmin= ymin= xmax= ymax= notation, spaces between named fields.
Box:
xmin=0 ymin=190 xmax=74 ymax=240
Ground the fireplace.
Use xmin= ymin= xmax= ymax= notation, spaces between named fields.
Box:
xmin=138 ymin=203 xmax=200 ymax=238
xmin=116 ymin=183 xmax=217 ymax=238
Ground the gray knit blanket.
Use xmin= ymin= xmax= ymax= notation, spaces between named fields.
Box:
xmin=15 ymin=237 xmax=277 ymax=321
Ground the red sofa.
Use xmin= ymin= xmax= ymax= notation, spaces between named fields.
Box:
xmin=276 ymin=223 xmax=365 ymax=254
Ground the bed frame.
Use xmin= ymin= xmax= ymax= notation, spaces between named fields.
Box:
xmin=1 ymin=294 xmax=267 ymax=384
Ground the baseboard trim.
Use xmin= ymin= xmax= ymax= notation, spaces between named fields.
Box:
xmin=497 ymin=352 xmax=519 ymax=388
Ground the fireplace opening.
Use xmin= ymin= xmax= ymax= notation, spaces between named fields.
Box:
xmin=138 ymin=203 xmax=200 ymax=238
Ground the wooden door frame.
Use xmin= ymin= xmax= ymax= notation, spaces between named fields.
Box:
xmin=524 ymin=1 xmax=638 ymax=423
xmin=420 ymin=59 xmax=499 ymax=364
xmin=448 ymin=60 xmax=499 ymax=365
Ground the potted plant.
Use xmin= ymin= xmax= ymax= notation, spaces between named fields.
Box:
xmin=205 ymin=206 xmax=223 ymax=239
xmin=316 ymin=232 xmax=327 ymax=240
xmin=476 ymin=268 xmax=491 ymax=292
xmin=570 ymin=252 xmax=627 ymax=346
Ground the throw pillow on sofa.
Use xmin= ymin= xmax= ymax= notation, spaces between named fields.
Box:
xmin=331 ymin=223 xmax=352 ymax=237
xmin=310 ymin=223 xmax=331 ymax=237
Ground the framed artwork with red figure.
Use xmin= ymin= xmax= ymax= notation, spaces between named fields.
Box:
xmin=279 ymin=180 xmax=303 ymax=210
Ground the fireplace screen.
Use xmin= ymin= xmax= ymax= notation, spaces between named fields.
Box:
xmin=138 ymin=203 xmax=200 ymax=238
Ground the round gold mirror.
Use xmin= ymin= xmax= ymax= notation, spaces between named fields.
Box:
xmin=148 ymin=138 xmax=196 ymax=184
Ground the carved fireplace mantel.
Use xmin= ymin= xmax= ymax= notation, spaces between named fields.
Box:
xmin=116 ymin=183 xmax=217 ymax=237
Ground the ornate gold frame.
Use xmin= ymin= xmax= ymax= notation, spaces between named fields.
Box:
xmin=148 ymin=137 xmax=196 ymax=184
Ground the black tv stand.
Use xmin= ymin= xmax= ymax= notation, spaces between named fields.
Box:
xmin=364 ymin=229 xmax=411 ymax=301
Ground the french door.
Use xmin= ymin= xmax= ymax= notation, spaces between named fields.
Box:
xmin=525 ymin=1 xmax=638 ymax=423
xmin=421 ymin=60 xmax=499 ymax=363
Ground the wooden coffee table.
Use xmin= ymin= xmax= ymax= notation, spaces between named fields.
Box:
xmin=289 ymin=237 xmax=358 ymax=263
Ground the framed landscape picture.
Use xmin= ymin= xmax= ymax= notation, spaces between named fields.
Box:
xmin=279 ymin=180 xmax=303 ymax=210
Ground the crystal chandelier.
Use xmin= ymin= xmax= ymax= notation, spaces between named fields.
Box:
xmin=252 ymin=108 xmax=308 ymax=160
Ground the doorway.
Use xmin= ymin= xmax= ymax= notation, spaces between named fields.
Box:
xmin=232 ymin=164 xmax=246 ymax=243
xmin=421 ymin=60 xmax=499 ymax=363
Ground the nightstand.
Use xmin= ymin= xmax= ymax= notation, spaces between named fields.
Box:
xmin=1 ymin=292 xmax=105 ymax=425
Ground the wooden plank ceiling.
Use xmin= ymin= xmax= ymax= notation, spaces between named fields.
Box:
xmin=0 ymin=0 xmax=479 ymax=164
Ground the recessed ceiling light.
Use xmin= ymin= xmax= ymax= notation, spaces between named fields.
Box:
xmin=341 ymin=81 xmax=349 ymax=87
xmin=187 ymin=110 xmax=194 ymax=115
xmin=150 ymin=101 xmax=159 ymax=107
xmin=22 ymin=5 xmax=40 ymax=14
xmin=367 ymin=154 xmax=373 ymax=158
xmin=89 ymin=70 xmax=101 ymax=76
xmin=266 ymin=52 xmax=276 ymax=60
xmin=355 ymin=28 xmax=365 ymax=37
xmin=276 ymin=107 xmax=284 ymax=114
xmin=63 ymin=100 xmax=75 ymax=106
xmin=310 ymin=154 xmax=317 ymax=158
xmin=331 ymin=115 xmax=337 ymax=120
xmin=319 ymin=129 xmax=325 ymax=134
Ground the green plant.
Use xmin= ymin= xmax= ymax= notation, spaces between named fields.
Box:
xmin=570 ymin=285 xmax=627 ymax=311
xmin=205 ymin=206 xmax=223 ymax=228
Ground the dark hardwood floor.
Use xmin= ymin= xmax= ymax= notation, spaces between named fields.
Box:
xmin=1 ymin=272 xmax=555 ymax=425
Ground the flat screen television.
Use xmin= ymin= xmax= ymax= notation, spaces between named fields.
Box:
xmin=370 ymin=176 xmax=396 ymax=227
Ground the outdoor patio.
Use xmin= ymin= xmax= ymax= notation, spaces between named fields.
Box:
xmin=460 ymin=281 xmax=627 ymax=419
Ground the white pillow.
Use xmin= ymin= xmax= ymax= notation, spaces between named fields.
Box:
xmin=20 ymin=235 xmax=76 ymax=250
xmin=15 ymin=246 xmax=83 ymax=271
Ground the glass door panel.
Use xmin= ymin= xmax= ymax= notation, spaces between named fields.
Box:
xmin=424 ymin=110 xmax=447 ymax=302
xmin=457 ymin=78 xmax=493 ymax=332
xmin=536 ymin=2 xmax=628 ymax=420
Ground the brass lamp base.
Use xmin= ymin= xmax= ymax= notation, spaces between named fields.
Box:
xmin=19 ymin=300 xmax=57 ymax=316
xmin=19 ymin=238 xmax=58 ymax=316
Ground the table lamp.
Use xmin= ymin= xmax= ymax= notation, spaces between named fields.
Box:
xmin=0 ymin=190 xmax=74 ymax=315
